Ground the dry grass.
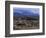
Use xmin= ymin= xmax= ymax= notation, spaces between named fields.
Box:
xmin=13 ymin=19 xmax=39 ymax=30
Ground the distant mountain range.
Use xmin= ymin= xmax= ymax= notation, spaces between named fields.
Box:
xmin=13 ymin=12 xmax=39 ymax=17
xmin=13 ymin=8 xmax=39 ymax=20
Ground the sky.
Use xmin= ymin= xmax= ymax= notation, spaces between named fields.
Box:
xmin=13 ymin=7 xmax=39 ymax=16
